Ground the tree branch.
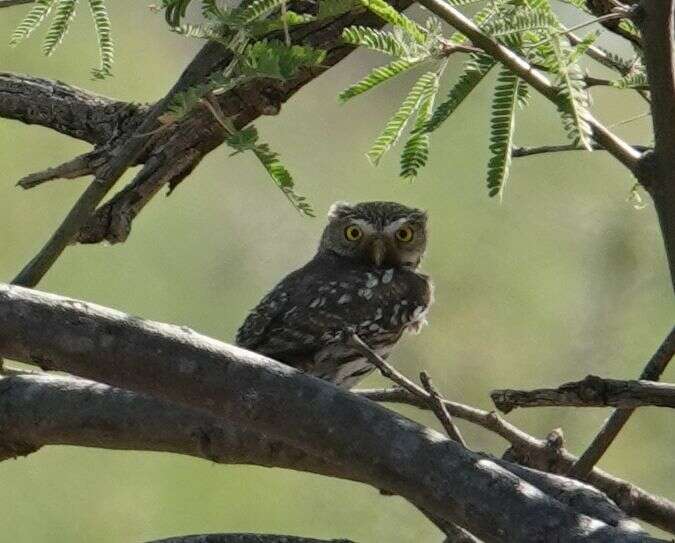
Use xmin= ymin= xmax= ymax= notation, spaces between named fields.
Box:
xmin=491 ymin=375 xmax=675 ymax=411
xmin=635 ymin=0 xmax=675 ymax=290
xmin=0 ymin=72 xmax=143 ymax=145
xmin=568 ymin=326 xmax=675 ymax=479
xmin=0 ymin=283 xmax=663 ymax=542
xmin=512 ymin=143 xmax=651 ymax=158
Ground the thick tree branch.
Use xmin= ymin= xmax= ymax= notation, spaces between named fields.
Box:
xmin=491 ymin=375 xmax=675 ymax=411
xmin=635 ymin=0 xmax=675 ymax=290
xmin=359 ymin=387 xmax=675 ymax=535
xmin=569 ymin=326 xmax=675 ymax=479
xmin=0 ymin=72 xmax=144 ymax=145
xmin=0 ymin=372 xmax=655 ymax=539
xmin=0 ymin=284 xmax=663 ymax=543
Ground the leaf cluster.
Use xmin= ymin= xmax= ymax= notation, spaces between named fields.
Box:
xmin=338 ymin=0 xmax=645 ymax=197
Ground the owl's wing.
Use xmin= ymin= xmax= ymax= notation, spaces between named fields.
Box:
xmin=235 ymin=267 xmax=339 ymax=367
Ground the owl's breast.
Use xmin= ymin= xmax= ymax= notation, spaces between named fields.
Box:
xmin=344 ymin=266 xmax=433 ymax=338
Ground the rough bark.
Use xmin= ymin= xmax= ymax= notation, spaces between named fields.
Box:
xmin=0 ymin=72 xmax=144 ymax=145
xmin=491 ymin=375 xmax=675 ymax=411
xmin=0 ymin=284 xmax=664 ymax=543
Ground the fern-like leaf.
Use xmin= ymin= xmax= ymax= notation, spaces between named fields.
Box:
xmin=339 ymin=57 xmax=424 ymax=102
xmin=424 ymin=54 xmax=495 ymax=133
xmin=400 ymin=73 xmax=439 ymax=180
xmin=545 ymin=34 xmax=593 ymax=151
xmin=486 ymin=68 xmax=529 ymax=198
xmin=342 ymin=26 xmax=407 ymax=57
xmin=240 ymin=40 xmax=326 ymax=80
xmin=42 ymin=0 xmax=78 ymax=56
xmin=88 ymin=0 xmax=114 ymax=79
xmin=10 ymin=0 xmax=54 ymax=46
xmin=481 ymin=8 xmax=557 ymax=38
xmin=612 ymin=71 xmax=648 ymax=90
xmin=356 ymin=0 xmax=426 ymax=44
xmin=226 ymin=126 xmax=314 ymax=216
xmin=367 ymin=71 xmax=438 ymax=165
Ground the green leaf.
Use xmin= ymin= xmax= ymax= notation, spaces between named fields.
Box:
xmin=612 ymin=71 xmax=648 ymax=90
xmin=226 ymin=126 xmax=315 ymax=216
xmin=342 ymin=26 xmax=407 ymax=57
xmin=162 ymin=0 xmax=193 ymax=26
xmin=339 ymin=57 xmax=424 ymax=102
xmin=356 ymin=0 xmax=426 ymax=44
xmin=400 ymin=73 xmax=439 ymax=180
xmin=545 ymin=34 xmax=593 ymax=151
xmin=88 ymin=0 xmax=114 ymax=79
xmin=164 ymin=74 xmax=250 ymax=122
xmin=9 ymin=0 xmax=55 ymax=46
xmin=486 ymin=67 xmax=529 ymax=198
xmin=367 ymin=71 xmax=438 ymax=165
xmin=424 ymin=54 xmax=495 ymax=133
xmin=42 ymin=0 xmax=78 ymax=56
xmin=480 ymin=7 xmax=558 ymax=38
xmin=241 ymin=39 xmax=326 ymax=80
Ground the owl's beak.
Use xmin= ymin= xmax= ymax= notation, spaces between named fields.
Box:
xmin=369 ymin=238 xmax=387 ymax=267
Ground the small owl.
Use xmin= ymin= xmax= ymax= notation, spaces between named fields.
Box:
xmin=236 ymin=201 xmax=433 ymax=389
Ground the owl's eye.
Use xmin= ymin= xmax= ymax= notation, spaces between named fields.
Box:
xmin=395 ymin=226 xmax=414 ymax=242
xmin=344 ymin=225 xmax=363 ymax=241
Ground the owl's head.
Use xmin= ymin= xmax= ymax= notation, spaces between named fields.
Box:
xmin=318 ymin=201 xmax=428 ymax=269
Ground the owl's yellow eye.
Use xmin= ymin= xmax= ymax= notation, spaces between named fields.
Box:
xmin=344 ymin=225 xmax=363 ymax=241
xmin=395 ymin=226 xmax=414 ymax=242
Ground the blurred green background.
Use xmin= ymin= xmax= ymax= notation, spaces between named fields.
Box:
xmin=1 ymin=2 xmax=673 ymax=541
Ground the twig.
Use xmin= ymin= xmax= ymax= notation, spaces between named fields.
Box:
xmin=512 ymin=143 xmax=650 ymax=158
xmin=491 ymin=375 xmax=675 ymax=411
xmin=419 ymin=371 xmax=466 ymax=446
xmin=569 ymin=326 xmax=675 ymax=479
xmin=16 ymin=150 xmax=102 ymax=189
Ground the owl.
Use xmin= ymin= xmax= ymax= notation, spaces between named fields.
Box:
xmin=235 ymin=201 xmax=433 ymax=389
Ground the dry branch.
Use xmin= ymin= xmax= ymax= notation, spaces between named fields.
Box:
xmin=0 ymin=72 xmax=144 ymax=145
xmin=0 ymin=283 xmax=664 ymax=543
xmin=491 ymin=375 xmax=675 ymax=411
